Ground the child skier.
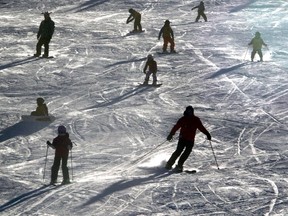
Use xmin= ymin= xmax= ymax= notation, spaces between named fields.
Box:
xmin=31 ymin=97 xmax=49 ymax=116
xmin=47 ymin=125 xmax=73 ymax=185
xmin=165 ymin=106 xmax=211 ymax=172
xmin=191 ymin=1 xmax=207 ymax=22
xmin=158 ymin=20 xmax=175 ymax=53
xmin=34 ymin=12 xmax=55 ymax=58
xmin=126 ymin=8 xmax=142 ymax=32
xmin=248 ymin=31 xmax=267 ymax=62
xmin=143 ymin=54 xmax=158 ymax=85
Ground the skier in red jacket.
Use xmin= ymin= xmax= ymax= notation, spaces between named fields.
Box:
xmin=165 ymin=106 xmax=211 ymax=172
xmin=47 ymin=125 xmax=73 ymax=185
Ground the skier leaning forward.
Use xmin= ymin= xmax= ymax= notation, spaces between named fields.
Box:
xmin=47 ymin=125 xmax=73 ymax=185
xmin=165 ymin=106 xmax=211 ymax=172
xmin=143 ymin=54 xmax=158 ymax=85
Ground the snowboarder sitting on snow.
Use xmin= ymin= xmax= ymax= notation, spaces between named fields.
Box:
xmin=191 ymin=1 xmax=207 ymax=22
xmin=31 ymin=97 xmax=49 ymax=116
xmin=165 ymin=106 xmax=211 ymax=172
xmin=47 ymin=125 xmax=73 ymax=185
xmin=34 ymin=11 xmax=55 ymax=58
xmin=143 ymin=54 xmax=158 ymax=85
xmin=158 ymin=20 xmax=175 ymax=53
xmin=126 ymin=8 xmax=142 ymax=32
xmin=248 ymin=31 xmax=267 ymax=62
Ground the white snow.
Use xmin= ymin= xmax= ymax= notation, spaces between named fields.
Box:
xmin=0 ymin=0 xmax=288 ymax=215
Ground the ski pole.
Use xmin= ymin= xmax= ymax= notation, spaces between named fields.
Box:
xmin=43 ymin=145 xmax=49 ymax=182
xmin=132 ymin=140 xmax=167 ymax=165
xmin=209 ymin=140 xmax=220 ymax=170
xmin=70 ymin=148 xmax=73 ymax=181
xmin=243 ymin=46 xmax=249 ymax=61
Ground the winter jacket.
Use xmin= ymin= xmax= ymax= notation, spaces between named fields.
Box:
xmin=249 ymin=36 xmax=267 ymax=51
xmin=51 ymin=133 xmax=72 ymax=157
xmin=37 ymin=18 xmax=55 ymax=40
xmin=31 ymin=104 xmax=48 ymax=116
xmin=169 ymin=115 xmax=210 ymax=142
xmin=192 ymin=2 xmax=205 ymax=12
xmin=158 ymin=25 xmax=174 ymax=39
xmin=144 ymin=59 xmax=157 ymax=73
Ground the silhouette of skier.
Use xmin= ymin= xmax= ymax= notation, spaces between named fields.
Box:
xmin=126 ymin=8 xmax=142 ymax=32
xmin=248 ymin=31 xmax=267 ymax=62
xmin=143 ymin=54 xmax=158 ymax=85
xmin=31 ymin=97 xmax=48 ymax=116
xmin=158 ymin=20 xmax=175 ymax=53
xmin=191 ymin=1 xmax=207 ymax=22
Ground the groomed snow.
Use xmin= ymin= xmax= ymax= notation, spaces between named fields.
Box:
xmin=0 ymin=0 xmax=288 ymax=215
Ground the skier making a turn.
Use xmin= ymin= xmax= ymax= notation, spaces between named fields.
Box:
xmin=248 ymin=31 xmax=267 ymax=62
xmin=126 ymin=8 xmax=142 ymax=32
xmin=31 ymin=97 xmax=49 ymax=116
xmin=165 ymin=106 xmax=211 ymax=172
xmin=47 ymin=125 xmax=73 ymax=185
xmin=34 ymin=12 xmax=55 ymax=58
xmin=143 ymin=54 xmax=158 ymax=85
xmin=191 ymin=1 xmax=207 ymax=22
xmin=158 ymin=20 xmax=175 ymax=53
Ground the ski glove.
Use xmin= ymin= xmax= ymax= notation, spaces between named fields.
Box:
xmin=46 ymin=141 xmax=55 ymax=149
xmin=206 ymin=133 xmax=212 ymax=141
xmin=167 ymin=134 xmax=173 ymax=141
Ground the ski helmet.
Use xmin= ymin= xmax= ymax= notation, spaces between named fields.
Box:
xmin=165 ymin=20 xmax=170 ymax=25
xmin=255 ymin=31 xmax=261 ymax=37
xmin=58 ymin=125 xmax=66 ymax=135
xmin=129 ymin=8 xmax=134 ymax=13
xmin=147 ymin=54 xmax=153 ymax=60
xmin=184 ymin=105 xmax=194 ymax=116
xmin=36 ymin=97 xmax=45 ymax=104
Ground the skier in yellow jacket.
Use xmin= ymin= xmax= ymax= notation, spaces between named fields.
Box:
xmin=248 ymin=32 xmax=267 ymax=62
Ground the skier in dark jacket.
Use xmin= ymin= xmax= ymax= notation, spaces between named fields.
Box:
xmin=47 ymin=125 xmax=73 ymax=185
xmin=34 ymin=12 xmax=55 ymax=58
xmin=143 ymin=54 xmax=158 ymax=85
xmin=165 ymin=106 xmax=211 ymax=172
xmin=248 ymin=31 xmax=267 ymax=62
xmin=191 ymin=1 xmax=207 ymax=22
xmin=31 ymin=97 xmax=49 ymax=116
xmin=126 ymin=8 xmax=142 ymax=32
xmin=158 ymin=20 xmax=175 ymax=53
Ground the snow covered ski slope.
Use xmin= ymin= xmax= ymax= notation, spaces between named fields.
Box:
xmin=0 ymin=0 xmax=288 ymax=215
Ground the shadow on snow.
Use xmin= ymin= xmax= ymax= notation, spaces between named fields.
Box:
xmin=81 ymin=168 xmax=171 ymax=207
xmin=81 ymin=85 xmax=150 ymax=111
xmin=105 ymin=57 xmax=146 ymax=68
xmin=0 ymin=57 xmax=39 ymax=72
xmin=67 ymin=0 xmax=110 ymax=13
xmin=0 ymin=185 xmax=54 ymax=212
xmin=0 ymin=120 xmax=52 ymax=143
xmin=207 ymin=62 xmax=248 ymax=79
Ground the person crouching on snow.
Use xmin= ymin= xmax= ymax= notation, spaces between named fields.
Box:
xmin=143 ymin=54 xmax=158 ymax=85
xmin=47 ymin=125 xmax=73 ymax=185
xmin=31 ymin=97 xmax=48 ymax=116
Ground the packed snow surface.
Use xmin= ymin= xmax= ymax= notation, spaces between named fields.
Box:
xmin=0 ymin=0 xmax=288 ymax=215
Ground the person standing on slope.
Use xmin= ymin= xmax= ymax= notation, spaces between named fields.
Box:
xmin=165 ymin=106 xmax=211 ymax=172
xmin=126 ymin=8 xmax=142 ymax=32
xmin=47 ymin=125 xmax=73 ymax=185
xmin=248 ymin=31 xmax=267 ymax=62
xmin=34 ymin=12 xmax=55 ymax=58
xmin=191 ymin=1 xmax=207 ymax=22
xmin=143 ymin=54 xmax=158 ymax=85
xmin=158 ymin=20 xmax=175 ymax=53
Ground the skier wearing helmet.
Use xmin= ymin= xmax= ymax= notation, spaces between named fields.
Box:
xmin=191 ymin=1 xmax=207 ymax=22
xmin=34 ymin=11 xmax=55 ymax=58
xmin=143 ymin=54 xmax=158 ymax=85
xmin=158 ymin=20 xmax=175 ymax=53
xmin=31 ymin=97 xmax=49 ymax=116
xmin=248 ymin=31 xmax=267 ymax=62
xmin=47 ymin=125 xmax=73 ymax=185
xmin=165 ymin=106 xmax=211 ymax=172
xmin=126 ymin=8 xmax=142 ymax=32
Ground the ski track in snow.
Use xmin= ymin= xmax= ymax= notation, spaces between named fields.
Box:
xmin=1 ymin=0 xmax=288 ymax=215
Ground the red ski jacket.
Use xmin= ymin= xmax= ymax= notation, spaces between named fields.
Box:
xmin=51 ymin=133 xmax=72 ymax=157
xmin=169 ymin=115 xmax=210 ymax=141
